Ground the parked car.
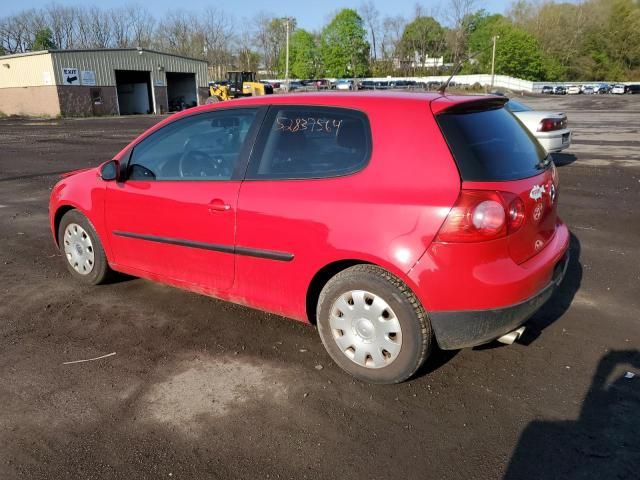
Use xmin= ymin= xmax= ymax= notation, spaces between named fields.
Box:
xmin=286 ymin=81 xmax=303 ymax=91
xmin=313 ymin=79 xmax=331 ymax=90
xmin=595 ymin=84 xmax=611 ymax=94
xmin=582 ymin=85 xmax=595 ymax=94
xmin=390 ymin=80 xmax=410 ymax=89
xmin=541 ymin=85 xmax=554 ymax=94
xmin=627 ymin=84 xmax=640 ymax=94
xmin=360 ymin=80 xmax=375 ymax=90
xmin=554 ymin=86 xmax=567 ymax=95
xmin=335 ymin=79 xmax=355 ymax=90
xmin=262 ymin=80 xmax=280 ymax=89
xmin=505 ymin=99 xmax=572 ymax=153
xmin=49 ymin=92 xmax=569 ymax=384
xmin=611 ymin=84 xmax=627 ymax=94
xmin=567 ymin=85 xmax=581 ymax=94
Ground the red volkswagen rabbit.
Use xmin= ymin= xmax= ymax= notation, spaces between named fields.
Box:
xmin=49 ymin=92 xmax=569 ymax=383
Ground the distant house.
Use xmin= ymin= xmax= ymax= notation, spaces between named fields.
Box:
xmin=396 ymin=53 xmax=444 ymax=70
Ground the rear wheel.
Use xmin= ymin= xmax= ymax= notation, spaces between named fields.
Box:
xmin=317 ymin=265 xmax=432 ymax=384
xmin=58 ymin=210 xmax=111 ymax=285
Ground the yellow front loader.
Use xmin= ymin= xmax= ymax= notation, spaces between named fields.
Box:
xmin=207 ymin=71 xmax=273 ymax=103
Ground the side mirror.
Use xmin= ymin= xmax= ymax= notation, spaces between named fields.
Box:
xmin=100 ymin=160 xmax=119 ymax=181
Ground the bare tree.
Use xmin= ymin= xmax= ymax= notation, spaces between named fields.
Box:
xmin=200 ymin=8 xmax=234 ymax=74
xmin=446 ymin=0 xmax=476 ymax=64
xmin=359 ymin=2 xmax=380 ymax=61
xmin=11 ymin=10 xmax=47 ymax=51
xmin=253 ymin=13 xmax=272 ymax=73
xmin=86 ymin=7 xmax=112 ymax=48
xmin=380 ymin=15 xmax=405 ymax=61
xmin=45 ymin=5 xmax=77 ymax=49
xmin=128 ymin=5 xmax=155 ymax=48
xmin=237 ymin=19 xmax=259 ymax=71
xmin=0 ymin=15 xmax=25 ymax=53
xmin=155 ymin=10 xmax=197 ymax=56
xmin=252 ymin=15 xmax=292 ymax=76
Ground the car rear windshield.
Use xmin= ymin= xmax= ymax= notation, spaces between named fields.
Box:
xmin=436 ymin=105 xmax=550 ymax=181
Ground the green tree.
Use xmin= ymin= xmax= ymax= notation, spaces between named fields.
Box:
xmin=463 ymin=13 xmax=547 ymax=80
xmin=320 ymin=9 xmax=370 ymax=78
xmin=494 ymin=25 xmax=545 ymax=80
xmin=279 ymin=29 xmax=320 ymax=78
xmin=462 ymin=13 xmax=507 ymax=73
xmin=398 ymin=16 xmax=445 ymax=74
xmin=32 ymin=28 xmax=57 ymax=51
xmin=605 ymin=0 xmax=640 ymax=78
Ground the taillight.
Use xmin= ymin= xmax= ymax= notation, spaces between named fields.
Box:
xmin=435 ymin=190 xmax=525 ymax=243
xmin=472 ymin=200 xmax=505 ymax=231
xmin=537 ymin=117 xmax=567 ymax=132
xmin=506 ymin=196 xmax=525 ymax=232
xmin=551 ymin=161 xmax=559 ymax=184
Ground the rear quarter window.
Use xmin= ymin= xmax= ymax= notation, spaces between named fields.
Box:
xmin=436 ymin=106 xmax=550 ymax=181
xmin=246 ymin=106 xmax=371 ymax=180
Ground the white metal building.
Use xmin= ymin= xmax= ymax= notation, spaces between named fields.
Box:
xmin=0 ymin=48 xmax=209 ymax=116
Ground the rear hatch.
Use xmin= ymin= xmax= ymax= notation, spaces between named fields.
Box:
xmin=433 ymin=97 xmax=559 ymax=264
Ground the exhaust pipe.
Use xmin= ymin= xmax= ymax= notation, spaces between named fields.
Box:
xmin=496 ymin=326 xmax=526 ymax=345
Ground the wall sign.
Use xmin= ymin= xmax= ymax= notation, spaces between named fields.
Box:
xmin=154 ymin=79 xmax=164 ymax=87
xmin=62 ymin=68 xmax=80 ymax=85
xmin=81 ymin=70 xmax=96 ymax=86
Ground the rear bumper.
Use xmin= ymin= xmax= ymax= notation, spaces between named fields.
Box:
xmin=430 ymin=251 xmax=569 ymax=350
xmin=536 ymin=130 xmax=571 ymax=153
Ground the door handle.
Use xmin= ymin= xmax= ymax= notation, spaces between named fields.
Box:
xmin=208 ymin=199 xmax=231 ymax=212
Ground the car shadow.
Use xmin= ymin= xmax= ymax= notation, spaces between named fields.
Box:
xmin=473 ymin=232 xmax=582 ymax=351
xmin=102 ymin=272 xmax=137 ymax=285
xmin=417 ymin=232 xmax=582 ymax=371
xmin=413 ymin=346 xmax=460 ymax=378
xmin=520 ymin=231 xmax=582 ymax=345
xmin=552 ymin=152 xmax=578 ymax=167
xmin=503 ymin=349 xmax=640 ymax=479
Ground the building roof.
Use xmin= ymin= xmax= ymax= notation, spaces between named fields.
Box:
xmin=0 ymin=48 xmax=207 ymax=63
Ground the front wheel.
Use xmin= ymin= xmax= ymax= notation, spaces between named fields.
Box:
xmin=58 ymin=210 xmax=111 ymax=285
xmin=317 ymin=265 xmax=432 ymax=384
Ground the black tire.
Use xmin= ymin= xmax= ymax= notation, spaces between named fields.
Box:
xmin=58 ymin=209 xmax=111 ymax=285
xmin=317 ymin=265 xmax=432 ymax=384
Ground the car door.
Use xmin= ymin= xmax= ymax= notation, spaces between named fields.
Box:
xmin=234 ymin=105 xmax=373 ymax=319
xmin=105 ymin=107 xmax=263 ymax=292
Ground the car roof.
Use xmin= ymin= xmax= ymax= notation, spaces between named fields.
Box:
xmin=181 ymin=91 xmax=501 ymax=118
xmin=114 ymin=92 xmax=505 ymax=161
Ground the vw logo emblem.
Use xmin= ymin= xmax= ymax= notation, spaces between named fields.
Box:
xmin=533 ymin=203 xmax=544 ymax=222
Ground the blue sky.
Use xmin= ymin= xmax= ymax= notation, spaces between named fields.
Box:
xmin=5 ymin=0 xmax=512 ymax=30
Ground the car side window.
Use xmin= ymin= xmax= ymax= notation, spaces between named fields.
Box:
xmin=246 ymin=106 xmax=371 ymax=180
xmin=128 ymin=109 xmax=258 ymax=181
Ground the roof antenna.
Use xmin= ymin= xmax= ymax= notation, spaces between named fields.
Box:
xmin=438 ymin=41 xmax=500 ymax=95
xmin=438 ymin=60 xmax=465 ymax=95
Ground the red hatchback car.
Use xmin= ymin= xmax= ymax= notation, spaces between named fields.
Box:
xmin=49 ymin=92 xmax=569 ymax=383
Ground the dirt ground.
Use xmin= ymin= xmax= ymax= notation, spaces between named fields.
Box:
xmin=0 ymin=94 xmax=638 ymax=479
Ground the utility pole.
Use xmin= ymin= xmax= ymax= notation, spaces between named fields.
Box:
xmin=490 ymin=35 xmax=499 ymax=90
xmin=284 ymin=18 xmax=291 ymax=92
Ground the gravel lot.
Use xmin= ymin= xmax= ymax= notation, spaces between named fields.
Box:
xmin=0 ymin=94 xmax=638 ymax=479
